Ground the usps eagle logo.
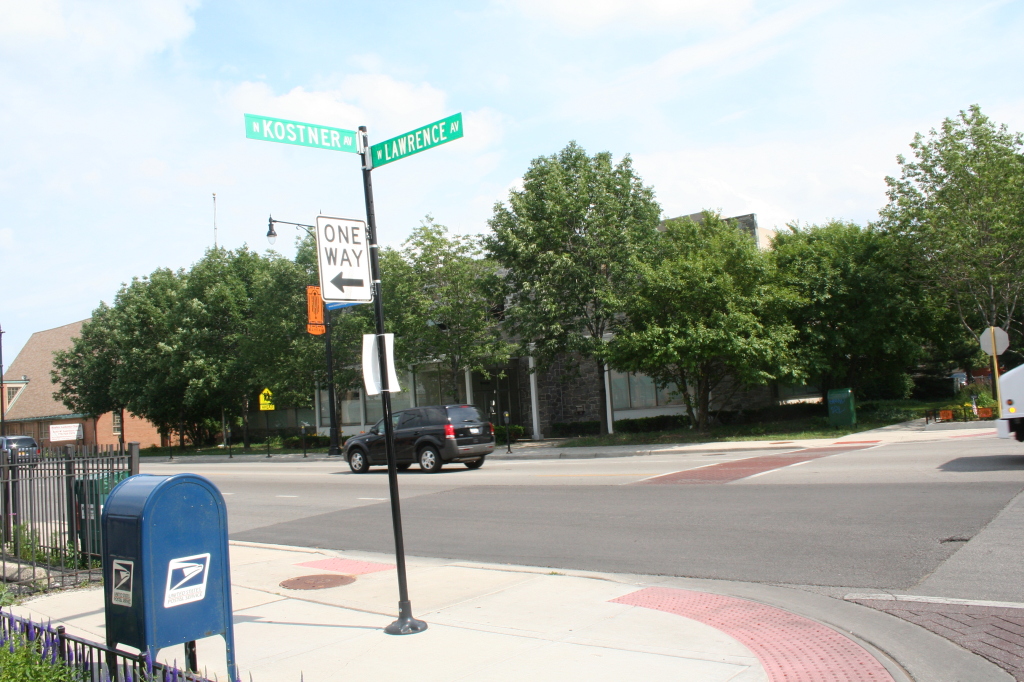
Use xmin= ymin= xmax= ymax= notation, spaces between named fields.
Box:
xmin=163 ymin=553 xmax=211 ymax=608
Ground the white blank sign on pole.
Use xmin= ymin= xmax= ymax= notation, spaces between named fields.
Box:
xmin=980 ymin=326 xmax=1010 ymax=356
xmin=362 ymin=334 xmax=402 ymax=396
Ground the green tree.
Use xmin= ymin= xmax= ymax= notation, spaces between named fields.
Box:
xmin=879 ymin=105 xmax=1024 ymax=345
xmin=486 ymin=142 xmax=662 ymax=434
xmin=51 ymin=303 xmax=127 ymax=445
xmin=772 ymin=221 xmax=929 ymax=400
xmin=608 ymin=212 xmax=797 ymax=431
xmin=384 ymin=218 xmax=511 ymax=402
xmin=107 ymin=266 xmax=192 ymax=441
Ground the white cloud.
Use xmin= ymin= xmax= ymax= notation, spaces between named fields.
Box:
xmin=505 ymin=0 xmax=754 ymax=32
xmin=634 ymin=125 xmax=911 ymax=232
xmin=227 ymin=75 xmax=453 ymax=139
xmin=0 ymin=0 xmax=199 ymax=64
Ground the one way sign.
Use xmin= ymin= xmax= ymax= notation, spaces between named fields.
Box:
xmin=315 ymin=216 xmax=373 ymax=303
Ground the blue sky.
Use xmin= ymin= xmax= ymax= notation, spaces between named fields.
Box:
xmin=2 ymin=0 xmax=1023 ymax=359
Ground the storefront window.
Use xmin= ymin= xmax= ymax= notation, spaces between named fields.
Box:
xmin=610 ymin=370 xmax=630 ymax=410
xmin=628 ymin=373 xmax=658 ymax=409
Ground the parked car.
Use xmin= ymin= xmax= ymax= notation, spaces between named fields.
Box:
xmin=344 ymin=404 xmax=495 ymax=473
xmin=0 ymin=435 xmax=42 ymax=465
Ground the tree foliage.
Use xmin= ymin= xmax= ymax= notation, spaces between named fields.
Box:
xmin=51 ymin=303 xmax=125 ymax=442
xmin=772 ymin=221 xmax=930 ymax=400
xmin=486 ymin=141 xmax=662 ymax=433
xmin=880 ymin=105 xmax=1024 ymax=344
xmin=50 ymin=246 xmax=366 ymax=446
xmin=608 ymin=212 xmax=797 ymax=431
xmin=383 ymin=217 xmax=510 ymax=402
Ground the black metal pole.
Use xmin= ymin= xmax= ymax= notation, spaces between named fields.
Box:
xmin=324 ymin=303 xmax=341 ymax=456
xmin=359 ymin=125 xmax=426 ymax=635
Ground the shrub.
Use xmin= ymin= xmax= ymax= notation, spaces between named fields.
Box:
xmin=549 ymin=421 xmax=601 ymax=437
xmin=493 ymin=425 xmax=524 ymax=443
xmin=0 ymin=632 xmax=82 ymax=682
xmin=613 ymin=415 xmax=689 ymax=433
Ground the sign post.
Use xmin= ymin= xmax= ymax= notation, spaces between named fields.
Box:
xmin=244 ymin=110 xmax=463 ymax=636
xmin=981 ymin=326 xmax=1010 ymax=417
xmin=256 ymin=387 xmax=272 ymax=456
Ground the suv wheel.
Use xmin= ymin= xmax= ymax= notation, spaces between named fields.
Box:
xmin=348 ymin=449 xmax=370 ymax=473
xmin=464 ymin=458 xmax=484 ymax=470
xmin=418 ymin=446 xmax=443 ymax=473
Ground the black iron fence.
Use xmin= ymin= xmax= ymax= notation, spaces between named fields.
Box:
xmin=924 ymin=407 xmax=997 ymax=424
xmin=1 ymin=607 xmax=214 ymax=682
xmin=1 ymin=443 xmax=138 ymax=595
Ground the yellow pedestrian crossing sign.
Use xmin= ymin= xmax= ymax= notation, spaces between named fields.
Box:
xmin=259 ymin=388 xmax=275 ymax=411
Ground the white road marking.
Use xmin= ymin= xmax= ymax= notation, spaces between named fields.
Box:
xmin=275 ymin=495 xmax=298 ymax=498
xmin=358 ymin=497 xmax=387 ymax=501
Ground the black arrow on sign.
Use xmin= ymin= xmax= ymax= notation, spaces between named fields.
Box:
xmin=331 ymin=273 xmax=365 ymax=292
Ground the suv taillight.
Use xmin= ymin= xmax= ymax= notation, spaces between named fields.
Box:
xmin=444 ymin=424 xmax=456 ymax=439
xmin=488 ymin=422 xmax=494 ymax=435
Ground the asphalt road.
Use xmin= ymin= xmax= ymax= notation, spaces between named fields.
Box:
xmin=142 ymin=436 xmax=1024 ymax=597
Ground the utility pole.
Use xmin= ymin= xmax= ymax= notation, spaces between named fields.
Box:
xmin=213 ymin=193 xmax=218 ymax=248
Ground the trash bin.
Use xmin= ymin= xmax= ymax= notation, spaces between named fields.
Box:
xmin=75 ymin=471 xmax=130 ymax=556
xmin=827 ymin=388 xmax=856 ymax=427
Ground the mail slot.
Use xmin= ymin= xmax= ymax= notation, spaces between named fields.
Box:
xmin=101 ymin=473 xmax=237 ymax=679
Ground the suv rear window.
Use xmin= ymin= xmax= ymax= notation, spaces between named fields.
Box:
xmin=5 ymin=437 xmax=35 ymax=448
xmin=445 ymin=406 xmax=484 ymax=424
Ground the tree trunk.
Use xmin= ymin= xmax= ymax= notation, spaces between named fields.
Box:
xmin=596 ymin=358 xmax=609 ymax=436
xmin=696 ymin=368 xmax=711 ymax=432
xmin=242 ymin=396 xmax=251 ymax=449
xmin=118 ymin=407 xmax=126 ymax=448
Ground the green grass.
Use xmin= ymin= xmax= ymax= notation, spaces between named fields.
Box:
xmin=142 ymin=444 xmax=333 ymax=457
xmin=560 ymin=416 xmax=904 ymax=447
xmin=559 ymin=395 xmax=1003 ymax=449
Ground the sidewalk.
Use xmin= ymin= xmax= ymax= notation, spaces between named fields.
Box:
xmin=139 ymin=419 xmax=1001 ymax=466
xmin=12 ymin=542 xmax=1012 ymax=681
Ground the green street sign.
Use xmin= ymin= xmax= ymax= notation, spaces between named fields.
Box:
xmin=370 ymin=113 xmax=463 ymax=168
xmin=244 ymin=113 xmax=358 ymax=153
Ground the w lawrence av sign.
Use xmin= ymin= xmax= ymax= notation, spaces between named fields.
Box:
xmin=370 ymin=113 xmax=463 ymax=167
xmin=244 ymin=114 xmax=358 ymax=153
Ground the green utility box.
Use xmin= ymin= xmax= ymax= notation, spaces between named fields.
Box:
xmin=74 ymin=471 xmax=131 ymax=555
xmin=827 ymin=388 xmax=856 ymax=427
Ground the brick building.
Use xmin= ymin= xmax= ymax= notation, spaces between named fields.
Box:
xmin=1 ymin=321 xmax=163 ymax=448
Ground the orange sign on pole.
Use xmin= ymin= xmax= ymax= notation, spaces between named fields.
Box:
xmin=306 ymin=286 xmax=326 ymax=335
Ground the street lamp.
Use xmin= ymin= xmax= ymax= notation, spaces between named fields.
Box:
xmin=263 ymin=215 xmax=342 ymax=456
xmin=266 ymin=215 xmax=314 ymax=244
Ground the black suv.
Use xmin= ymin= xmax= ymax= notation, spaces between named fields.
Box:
xmin=344 ymin=404 xmax=495 ymax=473
xmin=0 ymin=436 xmax=42 ymax=465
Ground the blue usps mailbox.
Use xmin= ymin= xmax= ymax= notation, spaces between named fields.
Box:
xmin=102 ymin=473 xmax=238 ymax=681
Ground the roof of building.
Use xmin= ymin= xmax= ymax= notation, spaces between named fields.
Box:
xmin=3 ymin=320 xmax=87 ymax=421
xmin=659 ymin=212 xmax=763 ymax=248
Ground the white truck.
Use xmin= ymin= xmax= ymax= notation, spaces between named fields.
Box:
xmin=997 ymin=363 xmax=1024 ymax=440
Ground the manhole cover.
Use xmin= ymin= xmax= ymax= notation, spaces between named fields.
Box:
xmin=280 ymin=574 xmax=356 ymax=590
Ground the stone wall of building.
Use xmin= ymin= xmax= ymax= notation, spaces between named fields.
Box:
xmin=518 ymin=354 xmax=605 ymax=436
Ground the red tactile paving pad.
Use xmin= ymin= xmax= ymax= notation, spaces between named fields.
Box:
xmin=641 ymin=445 xmax=874 ymax=485
xmin=612 ymin=588 xmax=894 ymax=681
xmin=295 ymin=558 xmax=395 ymax=575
